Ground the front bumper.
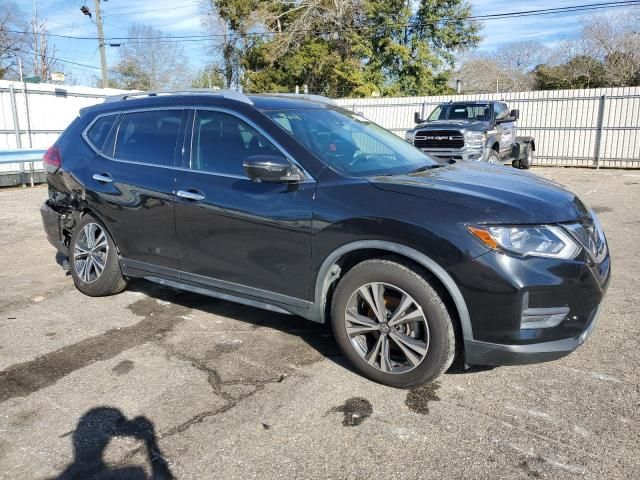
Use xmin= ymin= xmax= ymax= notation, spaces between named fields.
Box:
xmin=418 ymin=146 xmax=484 ymax=162
xmin=449 ymin=240 xmax=610 ymax=366
xmin=464 ymin=306 xmax=599 ymax=366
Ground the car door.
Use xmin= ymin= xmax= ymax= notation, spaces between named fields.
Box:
xmin=174 ymin=108 xmax=315 ymax=303
xmin=84 ymin=108 xmax=186 ymax=274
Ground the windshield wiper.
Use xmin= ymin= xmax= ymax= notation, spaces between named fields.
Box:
xmin=409 ymin=164 xmax=444 ymax=174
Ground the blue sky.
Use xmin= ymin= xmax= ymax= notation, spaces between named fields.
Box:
xmin=30 ymin=0 xmax=631 ymax=85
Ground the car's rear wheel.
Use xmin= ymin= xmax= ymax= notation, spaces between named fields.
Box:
xmin=519 ymin=143 xmax=532 ymax=169
xmin=331 ymin=259 xmax=456 ymax=388
xmin=70 ymin=214 xmax=127 ymax=296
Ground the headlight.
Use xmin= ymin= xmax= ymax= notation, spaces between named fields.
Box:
xmin=464 ymin=131 xmax=485 ymax=146
xmin=467 ymin=225 xmax=580 ymax=259
xmin=405 ymin=131 xmax=415 ymax=143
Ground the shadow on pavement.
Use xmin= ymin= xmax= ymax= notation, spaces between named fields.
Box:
xmin=127 ymin=279 xmax=490 ymax=380
xmin=54 ymin=407 xmax=174 ymax=480
xmin=127 ymin=278 xmax=344 ymax=363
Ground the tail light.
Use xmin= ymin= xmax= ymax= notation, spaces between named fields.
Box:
xmin=43 ymin=146 xmax=62 ymax=173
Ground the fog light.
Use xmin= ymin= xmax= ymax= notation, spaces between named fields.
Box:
xmin=521 ymin=309 xmax=568 ymax=329
xmin=520 ymin=292 xmax=569 ymax=329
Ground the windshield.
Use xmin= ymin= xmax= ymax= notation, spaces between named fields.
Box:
xmin=264 ymin=108 xmax=438 ymax=176
xmin=428 ymin=104 xmax=492 ymax=121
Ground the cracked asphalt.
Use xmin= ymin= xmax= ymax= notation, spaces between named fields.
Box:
xmin=0 ymin=167 xmax=638 ymax=479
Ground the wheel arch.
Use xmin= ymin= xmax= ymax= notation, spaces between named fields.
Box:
xmin=75 ymin=206 xmax=123 ymax=256
xmin=311 ymin=241 xmax=473 ymax=342
xmin=482 ymin=138 xmax=500 ymax=162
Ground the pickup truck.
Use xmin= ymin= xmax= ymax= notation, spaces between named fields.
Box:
xmin=405 ymin=100 xmax=535 ymax=169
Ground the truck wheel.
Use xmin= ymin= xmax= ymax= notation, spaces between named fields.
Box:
xmin=486 ymin=150 xmax=500 ymax=165
xmin=519 ymin=143 xmax=532 ymax=169
xmin=331 ymin=259 xmax=456 ymax=388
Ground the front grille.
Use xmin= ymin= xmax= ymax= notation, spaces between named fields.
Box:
xmin=414 ymin=130 xmax=464 ymax=149
xmin=564 ymin=212 xmax=608 ymax=262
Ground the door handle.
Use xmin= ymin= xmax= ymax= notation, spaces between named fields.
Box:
xmin=176 ymin=190 xmax=205 ymax=201
xmin=92 ymin=173 xmax=113 ymax=183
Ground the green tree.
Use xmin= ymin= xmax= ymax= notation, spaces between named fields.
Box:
xmin=203 ymin=0 xmax=479 ymax=97
xmin=533 ymin=56 xmax=608 ymax=90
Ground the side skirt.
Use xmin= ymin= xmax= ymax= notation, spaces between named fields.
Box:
xmin=120 ymin=259 xmax=318 ymax=321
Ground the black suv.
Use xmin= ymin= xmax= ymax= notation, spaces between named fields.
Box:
xmin=40 ymin=91 xmax=610 ymax=387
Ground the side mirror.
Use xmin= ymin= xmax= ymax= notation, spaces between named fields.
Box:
xmin=243 ymin=155 xmax=301 ymax=183
xmin=414 ymin=112 xmax=425 ymax=124
xmin=510 ymin=109 xmax=519 ymax=121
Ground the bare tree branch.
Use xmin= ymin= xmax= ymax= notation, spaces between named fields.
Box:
xmin=111 ymin=25 xmax=192 ymax=90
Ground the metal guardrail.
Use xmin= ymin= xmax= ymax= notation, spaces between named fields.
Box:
xmin=0 ymin=149 xmax=46 ymax=164
xmin=0 ymin=149 xmax=46 ymax=187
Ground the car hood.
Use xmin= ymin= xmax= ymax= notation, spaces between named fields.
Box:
xmin=415 ymin=120 xmax=489 ymax=132
xmin=369 ymin=163 xmax=589 ymax=224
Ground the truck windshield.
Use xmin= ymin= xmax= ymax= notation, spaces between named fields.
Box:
xmin=264 ymin=107 xmax=439 ymax=177
xmin=428 ymin=104 xmax=492 ymax=121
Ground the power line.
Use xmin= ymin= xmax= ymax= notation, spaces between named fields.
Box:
xmin=16 ymin=48 xmax=118 ymax=75
xmin=9 ymin=0 xmax=640 ymax=81
xmin=5 ymin=1 xmax=640 ymax=43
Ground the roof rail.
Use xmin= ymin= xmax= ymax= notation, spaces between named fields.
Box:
xmin=260 ymin=93 xmax=335 ymax=106
xmin=104 ymin=89 xmax=253 ymax=105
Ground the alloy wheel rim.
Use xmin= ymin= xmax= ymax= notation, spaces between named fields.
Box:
xmin=344 ymin=282 xmax=430 ymax=374
xmin=73 ymin=223 xmax=108 ymax=284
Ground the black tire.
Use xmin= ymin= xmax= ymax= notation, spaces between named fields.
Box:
xmin=486 ymin=150 xmax=501 ymax=165
xmin=331 ymin=259 xmax=456 ymax=388
xmin=69 ymin=213 xmax=127 ymax=297
xmin=519 ymin=143 xmax=532 ymax=169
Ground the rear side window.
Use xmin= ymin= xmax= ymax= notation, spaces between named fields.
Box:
xmin=114 ymin=110 xmax=182 ymax=166
xmin=86 ymin=114 xmax=117 ymax=152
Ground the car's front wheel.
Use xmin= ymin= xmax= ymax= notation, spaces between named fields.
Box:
xmin=331 ymin=259 xmax=456 ymax=388
xmin=486 ymin=150 xmax=501 ymax=164
xmin=69 ymin=214 xmax=127 ymax=296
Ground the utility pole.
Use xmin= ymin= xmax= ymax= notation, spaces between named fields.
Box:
xmin=82 ymin=2 xmax=108 ymax=87
xmin=94 ymin=0 xmax=108 ymax=87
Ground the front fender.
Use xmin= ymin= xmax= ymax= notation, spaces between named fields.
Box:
xmin=482 ymin=131 xmax=500 ymax=160
xmin=309 ymin=239 xmax=475 ymax=342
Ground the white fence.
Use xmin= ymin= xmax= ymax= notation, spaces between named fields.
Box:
xmin=0 ymin=80 xmax=127 ymax=173
xmin=334 ymin=87 xmax=640 ymax=168
xmin=1 ymin=80 xmax=639 ymax=172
